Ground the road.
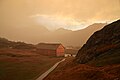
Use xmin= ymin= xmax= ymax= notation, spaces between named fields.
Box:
xmin=36 ymin=58 xmax=66 ymax=80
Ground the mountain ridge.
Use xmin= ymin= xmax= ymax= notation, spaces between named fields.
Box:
xmin=0 ymin=23 xmax=106 ymax=46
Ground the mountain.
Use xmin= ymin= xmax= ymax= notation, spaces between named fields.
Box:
xmin=0 ymin=25 xmax=49 ymax=43
xmin=75 ymin=19 xmax=120 ymax=64
xmin=0 ymin=23 xmax=106 ymax=46
xmin=45 ymin=23 xmax=106 ymax=47
xmin=68 ymin=23 xmax=107 ymax=46
xmin=55 ymin=28 xmax=72 ymax=33
xmin=44 ymin=20 xmax=120 ymax=80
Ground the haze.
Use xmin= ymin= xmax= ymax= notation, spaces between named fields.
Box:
xmin=0 ymin=0 xmax=120 ymax=46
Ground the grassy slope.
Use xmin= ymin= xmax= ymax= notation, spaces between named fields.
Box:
xmin=44 ymin=57 xmax=120 ymax=80
xmin=0 ymin=49 xmax=62 ymax=80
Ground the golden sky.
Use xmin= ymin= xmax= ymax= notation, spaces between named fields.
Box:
xmin=0 ymin=0 xmax=120 ymax=30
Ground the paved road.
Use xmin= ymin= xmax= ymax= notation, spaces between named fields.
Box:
xmin=36 ymin=58 xmax=66 ymax=80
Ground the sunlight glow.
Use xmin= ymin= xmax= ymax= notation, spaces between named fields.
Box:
xmin=30 ymin=14 xmax=89 ymax=31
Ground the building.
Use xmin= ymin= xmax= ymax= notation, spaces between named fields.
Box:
xmin=64 ymin=49 xmax=78 ymax=57
xmin=64 ymin=54 xmax=71 ymax=57
xmin=64 ymin=53 xmax=76 ymax=57
xmin=36 ymin=43 xmax=65 ymax=57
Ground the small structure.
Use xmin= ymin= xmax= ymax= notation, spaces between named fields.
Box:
xmin=36 ymin=43 xmax=65 ymax=57
xmin=64 ymin=54 xmax=71 ymax=57
xmin=64 ymin=53 xmax=76 ymax=57
xmin=64 ymin=49 xmax=78 ymax=57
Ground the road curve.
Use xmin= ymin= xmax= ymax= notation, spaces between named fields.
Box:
xmin=36 ymin=58 xmax=66 ymax=80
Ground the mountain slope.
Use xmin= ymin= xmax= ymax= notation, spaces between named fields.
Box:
xmin=75 ymin=19 xmax=120 ymax=64
xmin=47 ymin=23 xmax=106 ymax=46
xmin=0 ymin=23 xmax=106 ymax=46
xmin=44 ymin=20 xmax=120 ymax=80
xmin=0 ymin=25 xmax=49 ymax=43
xmin=69 ymin=23 xmax=107 ymax=46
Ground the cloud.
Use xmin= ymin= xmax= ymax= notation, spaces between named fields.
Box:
xmin=30 ymin=14 xmax=89 ymax=31
xmin=0 ymin=0 xmax=120 ymax=31
xmin=29 ymin=0 xmax=120 ymax=30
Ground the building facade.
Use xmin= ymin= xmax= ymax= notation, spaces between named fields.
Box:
xmin=36 ymin=43 xmax=65 ymax=57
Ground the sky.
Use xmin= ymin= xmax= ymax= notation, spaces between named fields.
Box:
xmin=0 ymin=0 xmax=120 ymax=31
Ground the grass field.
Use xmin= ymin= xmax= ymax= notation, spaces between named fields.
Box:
xmin=0 ymin=49 xmax=62 ymax=80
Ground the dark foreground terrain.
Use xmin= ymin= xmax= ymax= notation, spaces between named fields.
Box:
xmin=44 ymin=57 xmax=120 ymax=80
xmin=0 ymin=48 xmax=62 ymax=80
xmin=0 ymin=39 xmax=62 ymax=80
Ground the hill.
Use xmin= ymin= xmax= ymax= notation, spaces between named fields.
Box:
xmin=44 ymin=19 xmax=120 ymax=80
xmin=0 ymin=23 xmax=106 ymax=47
xmin=75 ymin=19 xmax=120 ymax=65
xmin=0 ymin=24 xmax=49 ymax=43
xmin=0 ymin=37 xmax=35 ymax=49
xmin=46 ymin=23 xmax=106 ymax=46
xmin=68 ymin=23 xmax=107 ymax=46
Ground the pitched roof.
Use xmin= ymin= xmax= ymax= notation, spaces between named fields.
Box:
xmin=36 ymin=43 xmax=63 ymax=50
